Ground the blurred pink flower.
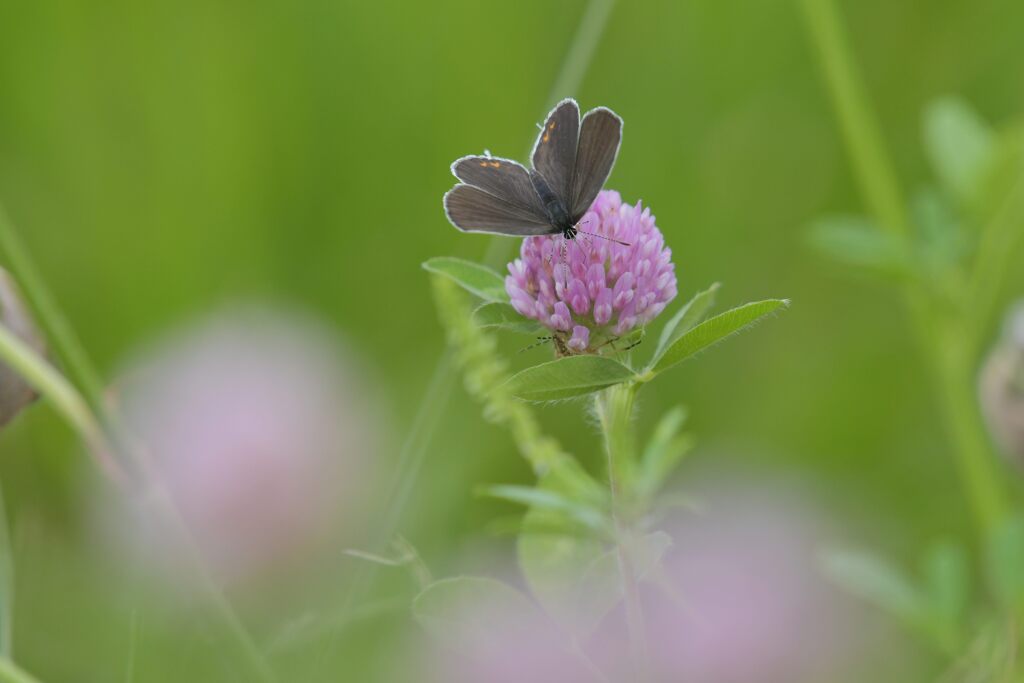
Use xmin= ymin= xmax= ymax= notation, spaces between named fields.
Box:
xmin=425 ymin=596 xmax=598 ymax=683
xmin=418 ymin=483 xmax=857 ymax=683
xmin=505 ymin=190 xmax=677 ymax=352
xmin=630 ymin=486 xmax=851 ymax=683
xmin=111 ymin=309 xmax=377 ymax=585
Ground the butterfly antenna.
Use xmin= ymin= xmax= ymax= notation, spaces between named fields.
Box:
xmin=574 ymin=220 xmax=631 ymax=247
xmin=623 ymin=337 xmax=643 ymax=351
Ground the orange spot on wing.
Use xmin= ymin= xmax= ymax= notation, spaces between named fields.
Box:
xmin=489 ymin=161 xmax=501 ymax=168
xmin=542 ymin=133 xmax=550 ymax=143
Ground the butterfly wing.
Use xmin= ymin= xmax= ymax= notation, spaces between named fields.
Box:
xmin=451 ymin=155 xmax=549 ymax=220
xmin=444 ymin=184 xmax=555 ymax=236
xmin=530 ymin=99 xmax=581 ymax=206
xmin=569 ymin=106 xmax=623 ymax=221
xmin=444 ymin=155 xmax=554 ymax=235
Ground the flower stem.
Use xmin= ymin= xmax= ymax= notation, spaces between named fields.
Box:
xmin=0 ymin=482 xmax=14 ymax=660
xmin=798 ymin=0 xmax=1008 ymax=539
xmin=967 ymin=168 xmax=1024 ymax=355
xmin=0 ymin=323 xmax=122 ymax=483
xmin=0 ymin=658 xmax=42 ymax=683
xmin=595 ymin=383 xmax=646 ymax=680
xmin=0 ymin=206 xmax=106 ymax=422
xmin=796 ymin=0 xmax=908 ymax=238
xmin=933 ymin=340 xmax=1007 ymax=534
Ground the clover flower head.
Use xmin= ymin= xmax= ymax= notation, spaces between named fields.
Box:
xmin=505 ymin=190 xmax=677 ymax=354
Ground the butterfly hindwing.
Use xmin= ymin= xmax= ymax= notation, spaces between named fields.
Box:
xmin=451 ymin=155 xmax=548 ymax=222
xmin=443 ymin=184 xmax=555 ymax=236
xmin=570 ymin=107 xmax=623 ymax=220
xmin=530 ymin=99 xmax=580 ymax=206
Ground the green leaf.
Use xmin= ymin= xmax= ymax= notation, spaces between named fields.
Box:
xmin=821 ymin=549 xmax=926 ymax=624
xmin=422 ymin=257 xmax=508 ymax=302
xmin=653 ymin=283 xmax=720 ymax=363
xmin=923 ymin=97 xmax=995 ymax=205
xmin=636 ymin=406 xmax=692 ymax=500
xmin=543 ymin=457 xmax=608 ymax=508
xmin=413 ymin=577 xmax=546 ymax=652
xmin=808 ymin=215 xmax=912 ymax=275
xmin=568 ymin=531 xmax=673 ymax=635
xmin=825 ymin=544 xmax=968 ymax=654
xmin=986 ymin=514 xmax=1024 ymax=611
xmin=517 ymin=470 xmax=607 ymax=630
xmin=504 ymin=355 xmax=637 ymax=401
xmin=471 ymin=302 xmax=542 ymax=334
xmin=649 ymin=299 xmax=789 ymax=375
xmin=911 ymin=188 xmax=965 ymax=275
xmin=478 ymin=484 xmax=608 ymax=532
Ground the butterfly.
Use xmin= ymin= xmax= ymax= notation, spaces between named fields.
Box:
xmin=443 ymin=98 xmax=624 ymax=243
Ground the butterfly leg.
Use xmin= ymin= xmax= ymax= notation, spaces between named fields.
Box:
xmin=519 ymin=336 xmax=553 ymax=353
xmin=622 ymin=337 xmax=643 ymax=351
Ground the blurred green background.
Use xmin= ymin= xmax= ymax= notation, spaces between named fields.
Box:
xmin=1 ymin=0 xmax=1023 ymax=680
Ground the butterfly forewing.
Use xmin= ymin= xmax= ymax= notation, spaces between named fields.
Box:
xmin=530 ymin=99 xmax=580 ymax=205
xmin=444 ymin=184 xmax=556 ymax=235
xmin=569 ymin=107 xmax=622 ymax=220
xmin=451 ymin=155 xmax=548 ymax=222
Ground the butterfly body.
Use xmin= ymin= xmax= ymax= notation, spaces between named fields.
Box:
xmin=443 ymin=99 xmax=623 ymax=240
xmin=527 ymin=169 xmax=576 ymax=239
